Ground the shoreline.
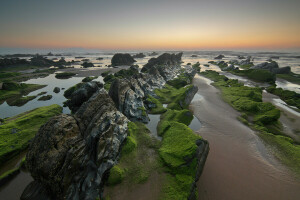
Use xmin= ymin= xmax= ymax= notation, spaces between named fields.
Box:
xmin=191 ymin=74 xmax=300 ymax=200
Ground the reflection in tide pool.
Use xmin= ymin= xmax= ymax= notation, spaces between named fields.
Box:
xmin=146 ymin=114 xmax=162 ymax=140
xmin=0 ymin=74 xmax=104 ymax=118
xmin=189 ymin=116 xmax=201 ymax=132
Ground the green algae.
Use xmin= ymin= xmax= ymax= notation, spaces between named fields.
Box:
xmin=0 ymin=105 xmax=62 ymax=166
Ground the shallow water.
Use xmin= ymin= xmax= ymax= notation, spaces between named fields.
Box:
xmin=146 ymin=114 xmax=162 ymax=140
xmin=0 ymin=170 xmax=33 ymax=200
xmin=0 ymin=74 xmax=104 ymax=119
xmin=192 ymin=74 xmax=300 ymax=200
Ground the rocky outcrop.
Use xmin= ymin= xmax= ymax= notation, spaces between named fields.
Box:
xmin=149 ymin=52 xmax=158 ymax=56
xmin=272 ymin=66 xmax=291 ymax=74
xmin=214 ymin=54 xmax=224 ymax=59
xmin=179 ymin=85 xmax=198 ymax=108
xmin=250 ymin=61 xmax=279 ymax=71
xmin=109 ymin=79 xmax=149 ymax=123
xmin=132 ymin=53 xmax=146 ymax=58
xmin=142 ymin=53 xmax=183 ymax=72
xmin=250 ymin=61 xmax=290 ymax=74
xmin=22 ymin=89 xmax=129 ymax=200
xmin=188 ymin=139 xmax=209 ymax=200
xmin=111 ymin=54 xmax=136 ymax=66
xmin=64 ymin=81 xmax=103 ymax=113
xmin=82 ymin=62 xmax=95 ymax=68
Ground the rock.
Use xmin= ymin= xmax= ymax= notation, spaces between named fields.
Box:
xmin=53 ymin=87 xmax=60 ymax=93
xmin=149 ymin=52 xmax=158 ymax=56
xmin=65 ymin=81 xmax=103 ymax=113
xmin=23 ymin=89 xmax=129 ymax=200
xmin=30 ymin=55 xmax=55 ymax=67
xmin=222 ymin=64 xmax=235 ymax=71
xmin=82 ymin=62 xmax=94 ymax=68
xmin=272 ymin=66 xmax=291 ymax=74
xmin=38 ymin=95 xmax=52 ymax=101
xmin=191 ymin=55 xmax=198 ymax=57
xmin=270 ymin=56 xmax=279 ymax=59
xmin=188 ymin=139 xmax=209 ymax=200
xmin=111 ymin=54 xmax=136 ymax=66
xmin=109 ymin=79 xmax=149 ymax=123
xmin=214 ymin=54 xmax=224 ymax=59
xmin=238 ymin=55 xmax=245 ymax=59
xmin=132 ymin=53 xmax=146 ymax=58
xmin=250 ymin=61 xmax=279 ymax=72
xmin=142 ymin=53 xmax=182 ymax=72
xmin=179 ymin=85 xmax=198 ymax=108
xmin=21 ymin=181 xmax=52 ymax=200
xmin=96 ymin=57 xmax=103 ymax=60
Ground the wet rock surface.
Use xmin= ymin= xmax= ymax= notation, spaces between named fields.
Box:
xmin=23 ymin=89 xmax=129 ymax=200
xmin=64 ymin=81 xmax=103 ymax=113
xmin=22 ymin=53 xmax=208 ymax=200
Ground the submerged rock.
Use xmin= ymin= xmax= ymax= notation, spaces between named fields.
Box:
xmin=111 ymin=53 xmax=136 ymax=66
xmin=23 ymin=89 xmax=129 ymax=200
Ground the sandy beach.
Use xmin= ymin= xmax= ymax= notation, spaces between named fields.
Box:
xmin=191 ymin=74 xmax=300 ymax=200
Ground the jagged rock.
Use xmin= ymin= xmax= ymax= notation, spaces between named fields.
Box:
xmin=23 ymin=89 xmax=129 ymax=200
xmin=142 ymin=53 xmax=182 ymax=72
xmin=214 ymin=54 xmax=224 ymax=59
xmin=272 ymin=66 xmax=291 ymax=74
xmin=30 ymin=55 xmax=55 ymax=67
xmin=179 ymin=85 xmax=198 ymax=108
xmin=149 ymin=52 xmax=158 ymax=56
xmin=0 ymin=58 xmax=29 ymax=67
xmin=132 ymin=53 xmax=146 ymax=58
xmin=188 ymin=139 xmax=209 ymax=200
xmin=240 ymin=57 xmax=252 ymax=66
xmin=111 ymin=54 xmax=136 ymax=66
xmin=53 ymin=87 xmax=60 ymax=93
xmin=222 ymin=64 xmax=236 ymax=71
xmin=250 ymin=61 xmax=279 ymax=71
xmin=109 ymin=79 xmax=149 ymax=122
xmin=21 ymin=181 xmax=52 ymax=200
xmin=65 ymin=81 xmax=103 ymax=113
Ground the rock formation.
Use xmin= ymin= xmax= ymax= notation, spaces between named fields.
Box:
xmin=132 ymin=53 xmax=146 ymax=58
xmin=250 ymin=61 xmax=291 ymax=74
xmin=214 ymin=54 xmax=225 ymax=59
xmin=22 ymin=89 xmax=129 ymax=200
xmin=111 ymin=53 xmax=136 ymax=66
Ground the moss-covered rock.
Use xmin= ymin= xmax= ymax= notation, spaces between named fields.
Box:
xmin=107 ymin=165 xmax=125 ymax=186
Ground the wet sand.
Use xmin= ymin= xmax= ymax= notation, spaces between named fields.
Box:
xmin=191 ymin=74 xmax=300 ymax=200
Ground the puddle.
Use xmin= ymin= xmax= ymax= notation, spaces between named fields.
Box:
xmin=146 ymin=114 xmax=162 ymax=140
xmin=189 ymin=115 xmax=201 ymax=132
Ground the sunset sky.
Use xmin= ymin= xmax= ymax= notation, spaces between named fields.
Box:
xmin=0 ymin=0 xmax=300 ymax=50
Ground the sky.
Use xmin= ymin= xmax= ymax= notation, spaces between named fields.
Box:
xmin=0 ymin=0 xmax=300 ymax=51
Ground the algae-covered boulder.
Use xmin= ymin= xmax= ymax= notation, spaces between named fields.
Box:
xmin=23 ymin=89 xmax=129 ymax=200
xmin=111 ymin=53 xmax=136 ymax=66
